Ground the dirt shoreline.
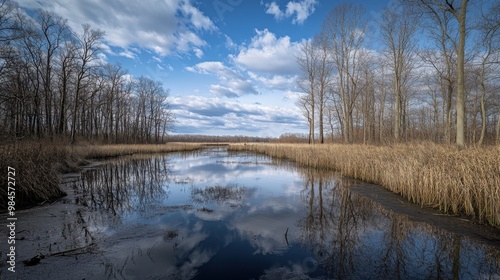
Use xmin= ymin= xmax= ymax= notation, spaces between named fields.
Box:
xmin=1 ymin=164 xmax=110 ymax=280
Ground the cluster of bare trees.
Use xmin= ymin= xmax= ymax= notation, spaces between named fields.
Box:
xmin=297 ymin=1 xmax=500 ymax=147
xmin=0 ymin=1 xmax=172 ymax=143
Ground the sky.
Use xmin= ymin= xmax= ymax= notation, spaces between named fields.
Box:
xmin=15 ymin=0 xmax=392 ymax=137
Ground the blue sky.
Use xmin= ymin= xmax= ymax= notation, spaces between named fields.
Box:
xmin=16 ymin=0 xmax=392 ymax=137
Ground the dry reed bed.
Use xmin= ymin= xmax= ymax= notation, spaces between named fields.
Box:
xmin=229 ymin=143 xmax=500 ymax=228
xmin=0 ymin=142 xmax=69 ymax=209
xmin=0 ymin=142 xmax=205 ymax=210
xmin=73 ymin=142 xmax=205 ymax=159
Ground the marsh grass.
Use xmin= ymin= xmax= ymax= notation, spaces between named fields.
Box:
xmin=229 ymin=143 xmax=500 ymax=228
xmin=0 ymin=141 xmax=68 ymax=209
xmin=74 ymin=142 xmax=204 ymax=159
xmin=0 ymin=142 xmax=204 ymax=210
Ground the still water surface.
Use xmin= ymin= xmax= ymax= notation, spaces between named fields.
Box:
xmin=73 ymin=147 xmax=499 ymax=279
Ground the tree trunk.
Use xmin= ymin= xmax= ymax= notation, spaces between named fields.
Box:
xmin=394 ymin=76 xmax=401 ymax=142
xmin=478 ymin=71 xmax=487 ymax=146
xmin=455 ymin=0 xmax=468 ymax=149
xmin=496 ymin=105 xmax=500 ymax=144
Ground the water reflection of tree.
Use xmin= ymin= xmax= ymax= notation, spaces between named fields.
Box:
xmin=297 ymin=169 xmax=500 ymax=279
xmin=78 ymin=155 xmax=171 ymax=216
xmin=298 ymin=169 xmax=373 ymax=278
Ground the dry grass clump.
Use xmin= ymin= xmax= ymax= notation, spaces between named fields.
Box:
xmin=229 ymin=143 xmax=500 ymax=227
xmin=0 ymin=141 xmax=68 ymax=209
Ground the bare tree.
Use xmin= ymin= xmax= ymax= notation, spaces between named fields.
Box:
xmin=475 ymin=26 xmax=499 ymax=145
xmin=477 ymin=1 xmax=500 ymax=145
xmin=313 ymin=34 xmax=334 ymax=144
xmin=70 ymin=24 xmax=104 ymax=143
xmin=56 ymin=39 xmax=77 ymax=135
xmin=38 ymin=10 xmax=68 ymax=137
xmin=100 ymin=63 xmax=127 ymax=142
xmin=380 ymin=5 xmax=418 ymax=142
xmin=416 ymin=8 xmax=456 ymax=144
xmin=132 ymin=77 xmax=168 ymax=143
xmin=360 ymin=57 xmax=376 ymax=144
xmin=322 ymin=3 xmax=368 ymax=143
xmin=0 ymin=0 xmax=21 ymax=80
xmin=296 ymin=40 xmax=318 ymax=144
xmin=408 ymin=0 xmax=471 ymax=148
xmin=298 ymin=94 xmax=313 ymax=143
xmin=452 ymin=0 xmax=470 ymax=149
xmin=423 ymin=71 xmax=444 ymax=142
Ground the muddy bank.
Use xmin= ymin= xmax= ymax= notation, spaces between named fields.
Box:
xmin=0 ymin=165 xmax=109 ymax=280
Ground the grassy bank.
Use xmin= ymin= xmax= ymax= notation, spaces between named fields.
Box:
xmin=229 ymin=143 xmax=500 ymax=228
xmin=0 ymin=142 xmax=204 ymax=210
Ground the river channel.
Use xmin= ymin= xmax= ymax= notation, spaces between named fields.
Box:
xmin=2 ymin=146 xmax=500 ymax=279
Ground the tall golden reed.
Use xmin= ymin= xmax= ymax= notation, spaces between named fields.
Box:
xmin=229 ymin=143 xmax=500 ymax=228
xmin=0 ymin=142 xmax=68 ymax=209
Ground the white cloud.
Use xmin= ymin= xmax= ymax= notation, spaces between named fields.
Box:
xmin=186 ymin=62 xmax=258 ymax=98
xmin=283 ymin=90 xmax=303 ymax=104
xmin=231 ymin=29 xmax=301 ymax=75
xmin=285 ymin=0 xmax=318 ymax=24
xmin=248 ymin=72 xmax=298 ymax=91
xmin=186 ymin=61 xmax=227 ymax=75
xmin=179 ymin=1 xmax=216 ymax=31
xmin=225 ymin=35 xmax=237 ymax=50
xmin=118 ymin=49 xmax=138 ymax=59
xmin=194 ymin=48 xmax=204 ymax=59
xmin=169 ymin=96 xmax=306 ymax=135
xmin=264 ymin=0 xmax=318 ymax=24
xmin=15 ymin=0 xmax=215 ymax=58
xmin=265 ymin=2 xmax=285 ymax=20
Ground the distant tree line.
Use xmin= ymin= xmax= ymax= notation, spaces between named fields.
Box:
xmin=0 ymin=1 xmax=173 ymax=144
xmin=297 ymin=0 xmax=500 ymax=147
xmin=167 ymin=134 xmax=273 ymax=143
xmin=272 ymin=133 xmax=309 ymax=143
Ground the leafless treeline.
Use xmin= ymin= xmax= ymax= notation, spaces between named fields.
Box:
xmin=297 ymin=1 xmax=500 ymax=147
xmin=167 ymin=134 xmax=271 ymax=143
xmin=0 ymin=1 xmax=172 ymax=143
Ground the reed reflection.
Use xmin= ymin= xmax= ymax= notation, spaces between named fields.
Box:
xmin=190 ymin=184 xmax=246 ymax=205
xmin=297 ymin=171 xmax=500 ymax=279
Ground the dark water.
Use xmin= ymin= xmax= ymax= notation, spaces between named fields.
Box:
xmin=71 ymin=147 xmax=499 ymax=279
